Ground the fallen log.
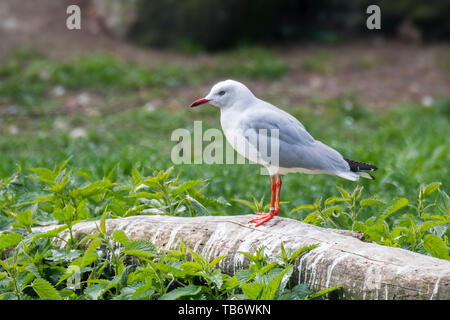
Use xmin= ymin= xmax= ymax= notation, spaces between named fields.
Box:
xmin=34 ymin=214 xmax=449 ymax=300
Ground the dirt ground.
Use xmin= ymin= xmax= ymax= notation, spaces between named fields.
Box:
xmin=0 ymin=0 xmax=449 ymax=110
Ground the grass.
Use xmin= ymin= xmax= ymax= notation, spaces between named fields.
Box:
xmin=0 ymin=50 xmax=449 ymax=187
xmin=0 ymin=49 xmax=449 ymax=300
xmin=215 ymin=46 xmax=289 ymax=79
xmin=0 ymin=48 xmax=290 ymax=109
xmin=0 ymin=54 xmax=448 ymax=227
xmin=0 ymin=50 xmax=188 ymax=107
xmin=301 ymin=51 xmax=337 ymax=74
xmin=351 ymin=56 xmax=385 ymax=70
xmin=1 ymin=94 xmax=449 ymax=216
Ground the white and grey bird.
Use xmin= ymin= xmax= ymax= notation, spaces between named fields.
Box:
xmin=189 ymin=79 xmax=377 ymax=226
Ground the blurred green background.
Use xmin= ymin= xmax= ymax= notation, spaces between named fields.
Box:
xmin=0 ymin=0 xmax=449 ymax=216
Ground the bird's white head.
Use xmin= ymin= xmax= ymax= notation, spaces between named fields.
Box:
xmin=189 ymin=79 xmax=254 ymax=109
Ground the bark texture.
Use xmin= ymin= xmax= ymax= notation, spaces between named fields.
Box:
xmin=35 ymin=214 xmax=450 ymax=300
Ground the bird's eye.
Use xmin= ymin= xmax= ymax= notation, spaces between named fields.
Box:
xmin=218 ymin=90 xmax=226 ymax=96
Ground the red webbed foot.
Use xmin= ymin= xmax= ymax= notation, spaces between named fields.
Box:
xmin=250 ymin=212 xmax=276 ymax=226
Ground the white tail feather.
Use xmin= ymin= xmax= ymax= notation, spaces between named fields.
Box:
xmin=336 ymin=171 xmax=359 ymax=181
xmin=358 ymin=171 xmax=374 ymax=180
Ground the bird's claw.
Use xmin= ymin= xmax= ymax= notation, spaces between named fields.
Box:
xmin=250 ymin=212 xmax=275 ymax=226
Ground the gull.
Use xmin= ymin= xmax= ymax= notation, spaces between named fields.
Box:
xmin=189 ymin=80 xmax=377 ymax=226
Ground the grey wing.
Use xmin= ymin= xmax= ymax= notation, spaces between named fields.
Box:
xmin=242 ymin=109 xmax=350 ymax=173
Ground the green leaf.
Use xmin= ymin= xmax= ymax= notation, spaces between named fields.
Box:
xmin=337 ymin=186 xmax=351 ymax=199
xmin=352 ymin=221 xmax=368 ymax=233
xmin=238 ymin=251 xmax=259 ymax=265
xmin=188 ymin=248 xmax=206 ymax=266
xmin=28 ymin=167 xmax=56 ymax=181
xmin=235 ymin=269 xmax=253 ymax=285
xmin=131 ymin=192 xmax=161 ymax=199
xmin=32 ymin=278 xmax=62 ymax=300
xmin=423 ymin=234 xmax=450 ymax=260
xmin=324 ymin=197 xmax=348 ymax=207
xmin=0 ymin=232 xmax=23 ymax=251
xmin=360 ymin=197 xmax=386 ymax=207
xmin=303 ymin=211 xmax=319 ymax=225
xmin=287 ymin=244 xmax=319 ymax=263
xmin=233 ymin=198 xmax=256 ymax=211
xmin=171 ymin=180 xmax=204 ymax=196
xmin=304 ymin=286 xmax=340 ymax=300
xmin=25 ymin=263 xmax=43 ymax=280
xmin=260 ymin=266 xmax=292 ymax=300
xmin=207 ymin=269 xmax=224 ymax=289
xmin=364 ymin=221 xmax=389 ymax=242
xmin=289 ymin=204 xmax=315 ymax=214
xmin=76 ymin=200 xmax=90 ymax=220
xmin=33 ymin=195 xmax=55 ymax=204
xmin=100 ymin=206 xmax=108 ymax=233
xmin=278 ymin=283 xmax=311 ymax=300
xmin=58 ymin=265 xmax=81 ymax=285
xmin=159 ymin=285 xmax=201 ymax=300
xmin=422 ymin=182 xmax=442 ymax=197
xmin=241 ymin=281 xmax=265 ymax=300
xmin=57 ymin=157 xmax=72 ymax=173
xmin=73 ymin=180 xmax=115 ymax=198
xmin=422 ymin=214 xmax=450 ymax=222
xmin=75 ymin=169 xmax=92 ymax=182
xmin=30 ymin=225 xmax=69 ymax=242
xmin=84 ymin=283 xmax=107 ymax=300
xmin=53 ymin=205 xmax=75 ymax=223
xmin=321 ymin=206 xmax=342 ymax=219
xmin=0 ymin=260 xmax=11 ymax=271
xmin=223 ymin=276 xmax=239 ymax=290
xmin=188 ymin=188 xmax=230 ymax=208
xmin=122 ymin=240 xmax=157 ymax=258
xmin=130 ymin=283 xmax=155 ymax=300
xmin=420 ymin=220 xmax=449 ymax=233
xmin=131 ymin=167 xmax=143 ymax=189
xmin=181 ymin=261 xmax=203 ymax=274
xmin=208 ymin=255 xmax=226 ymax=269
xmin=188 ymin=196 xmax=211 ymax=216
xmin=14 ymin=209 xmax=34 ymax=228
xmin=112 ymin=230 xmax=131 ymax=246
xmin=378 ymin=198 xmax=408 ymax=222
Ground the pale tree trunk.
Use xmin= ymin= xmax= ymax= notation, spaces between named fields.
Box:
xmin=34 ymin=215 xmax=450 ymax=300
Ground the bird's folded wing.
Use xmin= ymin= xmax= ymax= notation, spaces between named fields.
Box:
xmin=242 ymin=110 xmax=315 ymax=146
xmin=242 ymin=110 xmax=349 ymax=172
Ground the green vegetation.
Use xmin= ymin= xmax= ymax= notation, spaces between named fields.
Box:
xmin=0 ymin=162 xmax=336 ymax=300
xmin=0 ymin=50 xmax=186 ymax=107
xmin=0 ymin=50 xmax=449 ymax=299
xmin=0 ymin=48 xmax=289 ymax=108
xmin=216 ymin=47 xmax=289 ymax=79
xmin=301 ymin=51 xmax=337 ymax=74
xmin=289 ymin=184 xmax=449 ymax=259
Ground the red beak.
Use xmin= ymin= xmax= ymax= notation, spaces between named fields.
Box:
xmin=189 ymin=98 xmax=210 ymax=108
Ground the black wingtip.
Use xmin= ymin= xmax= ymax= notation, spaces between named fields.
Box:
xmin=344 ymin=158 xmax=378 ymax=173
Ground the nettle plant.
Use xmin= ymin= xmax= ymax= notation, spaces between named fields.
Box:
xmin=0 ymin=219 xmax=336 ymax=300
xmin=0 ymin=161 xmax=337 ymax=300
xmin=288 ymin=184 xmax=450 ymax=260
xmin=0 ymin=160 xmax=228 ymax=231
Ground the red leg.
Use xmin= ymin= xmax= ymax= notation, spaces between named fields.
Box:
xmin=274 ymin=174 xmax=282 ymax=214
xmin=250 ymin=174 xmax=282 ymax=226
